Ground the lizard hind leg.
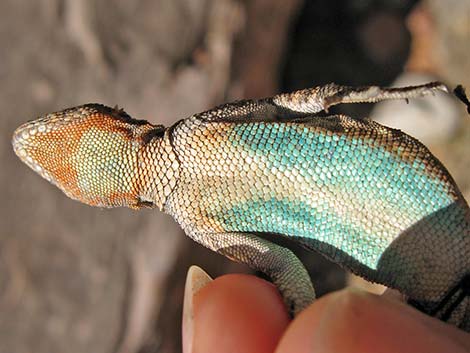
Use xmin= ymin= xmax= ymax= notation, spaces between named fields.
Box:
xmin=438 ymin=274 xmax=470 ymax=322
xmin=409 ymin=274 xmax=470 ymax=331
xmin=195 ymin=82 xmax=449 ymax=124
xmin=438 ymin=274 xmax=470 ymax=331
xmin=272 ymin=81 xmax=448 ymax=115
xmin=199 ymin=231 xmax=316 ymax=316
xmin=322 ymin=81 xmax=448 ymax=110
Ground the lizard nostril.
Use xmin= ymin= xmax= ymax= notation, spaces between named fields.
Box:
xmin=12 ymin=125 xmax=33 ymax=161
xmin=12 ymin=125 xmax=27 ymax=147
xmin=12 ymin=119 xmax=48 ymax=153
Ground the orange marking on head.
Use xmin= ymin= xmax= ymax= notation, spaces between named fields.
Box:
xmin=13 ymin=104 xmax=161 ymax=208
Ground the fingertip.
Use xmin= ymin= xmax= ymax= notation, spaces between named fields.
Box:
xmin=277 ymin=288 xmax=470 ymax=353
xmin=183 ymin=266 xmax=213 ymax=353
xmin=277 ymin=289 xmax=403 ymax=353
xmin=190 ymin=273 xmax=290 ymax=353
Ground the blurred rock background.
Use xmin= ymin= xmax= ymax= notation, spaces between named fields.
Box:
xmin=1 ymin=0 xmax=468 ymax=352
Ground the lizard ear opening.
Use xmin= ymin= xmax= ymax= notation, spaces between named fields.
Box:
xmin=12 ymin=104 xmax=159 ymax=208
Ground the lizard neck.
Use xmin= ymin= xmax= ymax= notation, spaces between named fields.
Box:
xmin=136 ymin=131 xmax=180 ymax=211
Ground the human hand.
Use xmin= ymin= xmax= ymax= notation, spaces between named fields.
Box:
xmin=182 ymin=266 xmax=470 ymax=353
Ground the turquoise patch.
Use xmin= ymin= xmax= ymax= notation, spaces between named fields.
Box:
xmin=222 ymin=122 xmax=457 ymax=269
xmin=229 ymin=123 xmax=454 ymax=219
xmin=215 ymin=197 xmax=388 ymax=269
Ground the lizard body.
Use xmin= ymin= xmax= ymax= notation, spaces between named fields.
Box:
xmin=12 ymin=83 xmax=470 ymax=330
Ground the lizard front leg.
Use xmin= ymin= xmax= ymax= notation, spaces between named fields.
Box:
xmin=191 ymin=231 xmax=315 ymax=316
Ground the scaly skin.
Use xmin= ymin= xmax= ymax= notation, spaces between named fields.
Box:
xmin=12 ymin=82 xmax=470 ymax=330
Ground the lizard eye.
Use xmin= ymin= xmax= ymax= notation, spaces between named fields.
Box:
xmin=12 ymin=104 xmax=159 ymax=208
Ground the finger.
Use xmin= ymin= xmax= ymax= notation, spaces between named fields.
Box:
xmin=183 ymin=267 xmax=290 ymax=353
xmin=276 ymin=288 xmax=470 ymax=353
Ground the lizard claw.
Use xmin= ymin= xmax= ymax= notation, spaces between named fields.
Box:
xmin=453 ymin=85 xmax=470 ymax=114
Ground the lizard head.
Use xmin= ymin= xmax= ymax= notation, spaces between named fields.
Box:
xmin=12 ymin=104 xmax=167 ymax=209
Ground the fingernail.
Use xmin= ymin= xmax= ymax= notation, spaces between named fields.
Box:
xmin=182 ymin=265 xmax=213 ymax=353
xmin=382 ymin=288 xmax=407 ymax=302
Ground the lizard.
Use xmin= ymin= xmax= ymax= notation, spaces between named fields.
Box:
xmin=12 ymin=82 xmax=470 ymax=331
